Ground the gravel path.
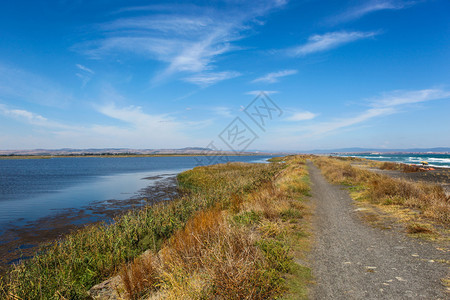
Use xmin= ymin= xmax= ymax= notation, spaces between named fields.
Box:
xmin=307 ymin=161 xmax=449 ymax=299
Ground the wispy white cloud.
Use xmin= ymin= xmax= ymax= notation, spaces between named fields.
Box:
xmin=0 ymin=101 xmax=208 ymax=149
xmin=78 ymin=18 xmax=235 ymax=77
xmin=329 ymin=0 xmax=416 ymax=24
xmin=183 ymin=71 xmax=241 ymax=87
xmin=246 ymin=90 xmax=279 ymax=95
xmin=266 ymin=88 xmax=450 ymax=144
xmin=76 ymin=1 xmax=287 ymax=84
xmin=0 ymin=104 xmax=46 ymax=125
xmin=75 ymin=64 xmax=95 ymax=87
xmin=0 ymin=63 xmax=73 ymax=108
xmin=304 ymin=107 xmax=395 ymax=136
xmin=289 ymin=31 xmax=379 ymax=56
xmin=211 ymin=106 xmax=233 ymax=118
xmin=0 ymin=79 xmax=214 ymax=148
xmin=0 ymin=103 xmax=70 ymax=129
xmin=370 ymin=89 xmax=450 ymax=107
xmin=111 ymin=4 xmax=209 ymax=15
xmin=305 ymin=88 xmax=450 ymax=136
xmin=76 ymin=64 xmax=94 ymax=74
xmin=97 ymin=103 xmax=175 ymax=128
xmin=252 ymin=69 xmax=297 ymax=83
xmin=86 ymin=102 xmax=212 ymax=147
xmin=286 ymin=111 xmax=317 ymax=121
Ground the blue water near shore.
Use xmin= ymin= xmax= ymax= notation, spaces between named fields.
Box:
xmin=0 ymin=155 xmax=274 ymax=230
xmin=340 ymin=153 xmax=450 ymax=168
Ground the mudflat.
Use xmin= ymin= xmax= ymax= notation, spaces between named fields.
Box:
xmin=0 ymin=176 xmax=178 ymax=271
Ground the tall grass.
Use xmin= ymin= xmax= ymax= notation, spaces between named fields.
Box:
xmin=314 ymin=156 xmax=450 ymax=223
xmin=117 ymin=156 xmax=312 ymax=299
xmin=378 ymin=161 xmax=423 ymax=173
xmin=156 ymin=210 xmax=283 ymax=299
xmin=0 ymin=162 xmax=282 ymax=299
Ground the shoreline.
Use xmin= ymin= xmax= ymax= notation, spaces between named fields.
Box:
xmin=0 ymin=155 xmax=276 ymax=269
xmin=0 ymin=175 xmax=179 ymax=270
xmin=1 ymin=158 xmax=311 ymax=299
xmin=0 ymin=153 xmax=264 ymax=160
xmin=348 ymin=158 xmax=450 ymax=195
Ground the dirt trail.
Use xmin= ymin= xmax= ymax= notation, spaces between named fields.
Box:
xmin=307 ymin=161 xmax=449 ymax=299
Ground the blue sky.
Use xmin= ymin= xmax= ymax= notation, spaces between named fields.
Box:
xmin=0 ymin=0 xmax=449 ymax=151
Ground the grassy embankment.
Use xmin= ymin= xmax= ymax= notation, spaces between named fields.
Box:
xmin=0 ymin=156 xmax=312 ymax=299
xmin=313 ymin=156 xmax=449 ymax=236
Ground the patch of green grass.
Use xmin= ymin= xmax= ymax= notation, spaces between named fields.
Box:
xmin=268 ymin=156 xmax=287 ymax=163
xmin=282 ymin=263 xmax=312 ymax=300
xmin=349 ymin=185 xmax=365 ymax=192
xmin=300 ymin=175 xmax=312 ymax=196
xmin=257 ymin=239 xmax=293 ymax=273
xmin=233 ymin=210 xmax=262 ymax=226
xmin=280 ymin=208 xmax=303 ymax=222
xmin=293 ymin=229 xmax=309 ymax=239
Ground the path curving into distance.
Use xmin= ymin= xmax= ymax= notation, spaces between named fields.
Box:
xmin=307 ymin=161 xmax=449 ymax=299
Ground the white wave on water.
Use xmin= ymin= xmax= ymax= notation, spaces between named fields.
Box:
xmin=427 ymin=158 xmax=450 ymax=163
xmin=348 ymin=154 xmax=450 ymax=168
xmin=408 ymin=157 xmax=421 ymax=161
xmin=406 ymin=157 xmax=450 ymax=165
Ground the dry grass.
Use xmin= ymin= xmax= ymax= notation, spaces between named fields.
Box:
xmin=378 ymin=161 xmax=424 ymax=173
xmin=0 ymin=157 xmax=312 ymax=299
xmin=162 ymin=209 xmax=224 ymax=273
xmin=406 ymin=223 xmax=434 ymax=234
xmin=116 ymin=156 xmax=313 ymax=299
xmin=0 ymin=162 xmax=283 ymax=299
xmin=120 ymin=207 xmax=287 ymax=299
xmin=120 ymin=253 xmax=158 ymax=299
xmin=314 ymin=156 xmax=450 ymax=224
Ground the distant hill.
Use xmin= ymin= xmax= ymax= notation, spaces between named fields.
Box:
xmin=0 ymin=147 xmax=271 ymax=156
xmin=1 ymin=147 xmax=448 ymax=156
xmin=177 ymin=147 xmax=212 ymax=151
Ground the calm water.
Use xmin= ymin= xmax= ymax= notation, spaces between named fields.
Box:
xmin=0 ymin=155 xmax=274 ymax=230
xmin=340 ymin=153 xmax=450 ymax=168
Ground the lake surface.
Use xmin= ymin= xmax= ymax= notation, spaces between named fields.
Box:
xmin=0 ymin=155 xmax=274 ymax=231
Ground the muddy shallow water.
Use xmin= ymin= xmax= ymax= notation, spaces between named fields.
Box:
xmin=0 ymin=155 xmax=274 ymax=269
xmin=0 ymin=175 xmax=178 ymax=269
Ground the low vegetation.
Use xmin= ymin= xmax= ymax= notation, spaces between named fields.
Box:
xmin=313 ymin=156 xmax=449 ymax=225
xmin=0 ymin=157 xmax=312 ymax=299
xmin=378 ymin=161 xmax=424 ymax=173
xmin=118 ymin=156 xmax=312 ymax=299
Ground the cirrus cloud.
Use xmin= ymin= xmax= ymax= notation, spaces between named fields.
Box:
xmin=76 ymin=1 xmax=287 ymax=85
xmin=252 ymin=69 xmax=298 ymax=83
xmin=305 ymin=88 xmax=450 ymax=136
xmin=328 ymin=0 xmax=417 ymax=24
xmin=289 ymin=31 xmax=379 ymax=56
xmin=286 ymin=111 xmax=317 ymax=121
xmin=183 ymin=71 xmax=241 ymax=87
